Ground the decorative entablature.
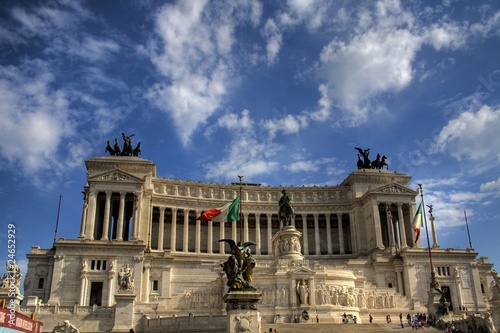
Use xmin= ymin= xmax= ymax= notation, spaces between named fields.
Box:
xmin=359 ymin=183 xmax=418 ymax=204
xmin=151 ymin=178 xmax=351 ymax=206
xmin=88 ymin=169 xmax=144 ymax=184
xmin=341 ymin=169 xmax=412 ymax=186
xmin=52 ymin=240 xmax=146 ymax=255
xmin=85 ymin=156 xmax=156 ymax=184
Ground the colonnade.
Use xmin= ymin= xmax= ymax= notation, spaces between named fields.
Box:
xmin=149 ymin=207 xmax=354 ymax=256
xmin=376 ymin=202 xmax=415 ymax=249
xmin=80 ymin=189 xmax=141 ymax=241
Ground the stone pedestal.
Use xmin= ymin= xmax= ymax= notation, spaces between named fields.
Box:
xmin=224 ymin=290 xmax=262 ymax=333
xmin=271 ymin=226 xmax=303 ymax=261
xmin=113 ymin=293 xmax=136 ymax=332
xmin=0 ymin=291 xmax=24 ymax=310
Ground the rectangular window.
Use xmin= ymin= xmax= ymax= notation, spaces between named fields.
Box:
xmin=37 ymin=278 xmax=44 ymax=289
xmin=153 ymin=280 xmax=159 ymax=292
xmin=90 ymin=259 xmax=107 ymax=271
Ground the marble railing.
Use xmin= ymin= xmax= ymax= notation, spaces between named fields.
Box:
xmin=152 ymin=179 xmax=350 ymax=204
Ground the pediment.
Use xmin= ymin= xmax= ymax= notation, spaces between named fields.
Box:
xmin=288 ymin=266 xmax=316 ymax=277
xmin=88 ymin=169 xmax=144 ymax=183
xmin=371 ymin=183 xmax=417 ymax=195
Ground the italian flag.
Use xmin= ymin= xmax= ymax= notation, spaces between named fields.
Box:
xmin=412 ymin=202 xmax=424 ymax=241
xmin=196 ymin=196 xmax=240 ymax=222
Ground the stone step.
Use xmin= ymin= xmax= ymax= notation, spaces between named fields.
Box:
xmin=260 ymin=323 xmax=443 ymax=333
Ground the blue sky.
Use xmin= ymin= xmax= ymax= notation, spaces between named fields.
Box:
xmin=1 ymin=0 xmax=499 ymax=280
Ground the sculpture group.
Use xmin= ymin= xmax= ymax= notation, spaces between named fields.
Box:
xmin=105 ymin=133 xmax=141 ymax=157
xmin=219 ymin=239 xmax=256 ymax=290
xmin=355 ymin=147 xmax=388 ymax=169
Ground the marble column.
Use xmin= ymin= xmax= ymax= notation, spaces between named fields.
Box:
xmin=302 ymin=213 xmax=309 ymax=255
xmin=220 ymin=221 xmax=225 ymax=254
xmin=267 ymin=213 xmax=273 ymax=255
xmin=158 ymin=207 xmax=165 ymax=251
xmin=373 ymin=202 xmax=384 ymax=249
xmin=195 ymin=210 xmax=201 ymax=253
xmin=101 ymin=191 xmax=112 ymax=241
xmin=326 ymin=214 xmax=333 ymax=255
xmin=116 ymin=191 xmax=126 ymax=241
xmin=397 ymin=203 xmax=408 ymax=248
xmin=243 ymin=213 xmax=249 ymax=242
xmin=314 ymin=213 xmax=320 ymax=255
xmin=87 ymin=189 xmax=97 ymax=240
xmin=79 ymin=190 xmax=89 ymax=239
xmin=255 ymin=214 xmax=261 ymax=255
xmin=170 ymin=208 xmax=177 ymax=252
xmin=207 ymin=220 xmax=213 ymax=254
xmin=386 ymin=204 xmax=395 ymax=246
xmin=131 ymin=191 xmax=141 ymax=240
xmin=183 ymin=208 xmax=189 ymax=252
xmin=337 ymin=213 xmax=345 ymax=254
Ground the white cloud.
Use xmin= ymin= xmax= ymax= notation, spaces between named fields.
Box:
xmin=280 ymin=0 xmax=331 ymax=31
xmin=423 ymin=21 xmax=468 ymax=50
xmin=312 ymin=0 xmax=485 ymax=128
xmin=261 ymin=114 xmax=308 ymax=139
xmin=218 ymin=109 xmax=254 ymax=130
xmin=261 ymin=19 xmax=282 ymax=65
xmin=431 ymin=105 xmax=500 ymax=162
xmin=285 ymin=160 xmax=319 ymax=173
xmin=0 ymin=59 xmax=74 ymax=175
xmin=146 ymin=1 xmax=262 ymax=146
xmin=470 ymin=11 xmax=500 ymax=37
xmin=480 ymin=177 xmax=500 ymax=193
xmin=204 ymin=109 xmax=282 ymax=181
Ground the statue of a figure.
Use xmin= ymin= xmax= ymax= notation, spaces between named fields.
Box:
xmin=121 ymin=133 xmax=135 ymax=156
xmin=492 ymin=270 xmax=500 ymax=294
xmin=1 ymin=261 xmax=22 ymax=292
xmin=52 ymin=320 xmax=79 ymax=333
xmin=219 ymin=239 xmax=256 ymax=290
xmin=355 ymin=147 xmax=371 ymax=169
xmin=371 ymin=153 xmax=388 ymax=169
xmin=278 ymin=189 xmax=295 ymax=226
xmin=118 ymin=264 xmax=134 ymax=292
xmin=113 ymin=138 xmax=121 ymax=156
xmin=105 ymin=140 xmax=115 ymax=156
xmin=297 ymin=279 xmax=309 ymax=305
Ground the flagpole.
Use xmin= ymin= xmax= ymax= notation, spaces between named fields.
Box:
xmin=464 ymin=209 xmax=473 ymax=249
xmin=418 ymin=184 xmax=439 ymax=289
xmin=53 ymin=193 xmax=62 ymax=246
xmin=238 ymin=175 xmax=243 ymax=243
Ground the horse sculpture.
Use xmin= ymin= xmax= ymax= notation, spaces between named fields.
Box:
xmin=278 ymin=189 xmax=295 ymax=227
xmin=354 ymin=147 xmax=371 ymax=168
xmin=105 ymin=141 xmax=115 ymax=156
xmin=371 ymin=154 xmax=388 ymax=169
xmin=133 ymin=142 xmax=141 ymax=157
xmin=355 ymin=147 xmax=388 ymax=170
xmin=121 ymin=133 xmax=135 ymax=156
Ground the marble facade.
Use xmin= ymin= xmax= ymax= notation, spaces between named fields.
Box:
xmin=19 ymin=156 xmax=498 ymax=331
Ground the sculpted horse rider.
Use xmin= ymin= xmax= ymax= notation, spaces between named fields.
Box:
xmin=371 ymin=153 xmax=388 ymax=169
xmin=278 ymin=189 xmax=295 ymax=227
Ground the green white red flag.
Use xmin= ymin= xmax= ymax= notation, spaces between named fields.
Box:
xmin=412 ymin=202 xmax=424 ymax=241
xmin=196 ymin=196 xmax=240 ymax=222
